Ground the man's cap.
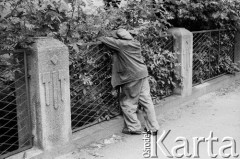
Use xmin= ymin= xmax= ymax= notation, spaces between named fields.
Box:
xmin=110 ymin=28 xmax=134 ymax=40
xmin=116 ymin=28 xmax=133 ymax=40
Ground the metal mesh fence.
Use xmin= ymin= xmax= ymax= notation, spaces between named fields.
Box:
xmin=155 ymin=35 xmax=175 ymax=99
xmin=0 ymin=51 xmax=32 ymax=158
xmin=142 ymin=34 xmax=176 ymax=99
xmin=70 ymin=35 xmax=175 ymax=132
xmin=192 ymin=30 xmax=235 ymax=86
xmin=138 ymin=34 xmax=176 ymax=100
xmin=70 ymin=45 xmax=120 ymax=132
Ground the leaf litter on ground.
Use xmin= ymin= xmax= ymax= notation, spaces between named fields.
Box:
xmin=77 ymin=134 xmax=124 ymax=158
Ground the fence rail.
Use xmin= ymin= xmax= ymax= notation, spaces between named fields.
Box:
xmin=192 ymin=30 xmax=235 ymax=86
xmin=0 ymin=50 xmax=32 ymax=158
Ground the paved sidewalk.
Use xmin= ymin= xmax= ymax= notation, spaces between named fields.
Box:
xmin=57 ymin=80 xmax=240 ymax=159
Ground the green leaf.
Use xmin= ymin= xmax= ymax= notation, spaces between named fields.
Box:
xmin=59 ymin=22 xmax=68 ymax=36
xmin=71 ymin=43 xmax=79 ymax=53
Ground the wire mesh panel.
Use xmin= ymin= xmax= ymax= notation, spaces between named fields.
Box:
xmin=70 ymin=45 xmax=120 ymax=132
xmin=157 ymin=35 xmax=175 ymax=98
xmin=220 ymin=30 xmax=235 ymax=62
xmin=159 ymin=35 xmax=174 ymax=53
xmin=70 ymin=35 xmax=176 ymax=132
xmin=192 ymin=30 xmax=235 ymax=86
xmin=139 ymin=34 xmax=176 ymax=100
xmin=0 ymin=51 xmax=32 ymax=158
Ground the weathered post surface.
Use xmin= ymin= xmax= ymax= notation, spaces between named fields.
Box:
xmin=234 ymin=31 xmax=240 ymax=68
xmin=27 ymin=37 xmax=72 ymax=150
xmin=14 ymin=52 xmax=32 ymax=149
xmin=167 ymin=28 xmax=193 ymax=97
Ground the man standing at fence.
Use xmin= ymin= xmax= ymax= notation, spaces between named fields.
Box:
xmin=97 ymin=28 xmax=159 ymax=135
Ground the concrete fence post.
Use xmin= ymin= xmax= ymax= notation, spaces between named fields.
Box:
xmin=234 ymin=31 xmax=240 ymax=68
xmin=27 ymin=37 xmax=72 ymax=150
xmin=167 ymin=28 xmax=193 ymax=97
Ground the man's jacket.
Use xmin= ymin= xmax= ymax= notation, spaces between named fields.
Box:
xmin=98 ymin=37 xmax=148 ymax=88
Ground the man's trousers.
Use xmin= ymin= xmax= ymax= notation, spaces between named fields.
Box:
xmin=119 ymin=77 xmax=160 ymax=132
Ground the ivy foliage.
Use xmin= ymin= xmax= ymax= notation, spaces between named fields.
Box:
xmin=1 ymin=0 xmax=240 ymax=49
xmin=192 ymin=30 xmax=240 ymax=85
xmin=0 ymin=0 xmax=240 ymax=100
xmin=163 ymin=0 xmax=240 ymax=31
xmin=0 ymin=0 xmax=240 ymax=128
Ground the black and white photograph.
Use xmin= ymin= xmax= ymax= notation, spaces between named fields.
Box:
xmin=0 ymin=0 xmax=240 ymax=158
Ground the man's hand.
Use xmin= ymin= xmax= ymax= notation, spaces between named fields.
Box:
xmin=111 ymin=89 xmax=118 ymax=98
xmin=77 ymin=41 xmax=102 ymax=49
xmin=85 ymin=41 xmax=103 ymax=49
xmin=87 ymin=41 xmax=102 ymax=46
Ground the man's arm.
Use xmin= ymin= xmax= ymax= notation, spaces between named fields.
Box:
xmin=97 ymin=37 xmax=121 ymax=51
xmin=78 ymin=36 xmax=120 ymax=50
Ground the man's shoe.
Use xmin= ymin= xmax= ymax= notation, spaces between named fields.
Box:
xmin=152 ymin=130 xmax=158 ymax=136
xmin=122 ymin=128 xmax=142 ymax=135
xmin=143 ymin=127 xmax=158 ymax=135
xmin=143 ymin=127 xmax=149 ymax=133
